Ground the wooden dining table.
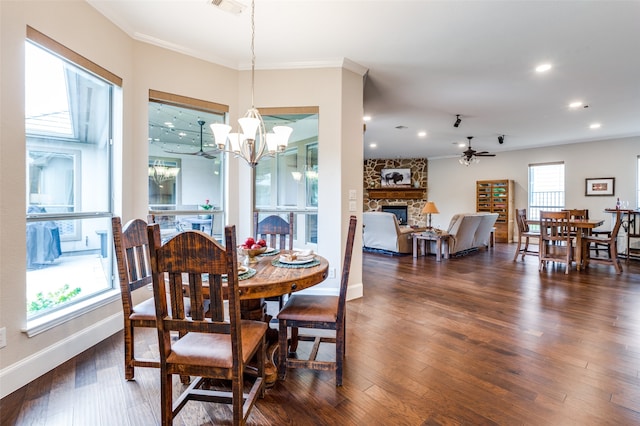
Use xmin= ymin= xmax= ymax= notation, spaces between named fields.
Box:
xmin=528 ymin=218 xmax=604 ymax=270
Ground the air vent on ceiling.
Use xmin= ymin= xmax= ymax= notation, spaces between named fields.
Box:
xmin=209 ymin=0 xmax=245 ymax=15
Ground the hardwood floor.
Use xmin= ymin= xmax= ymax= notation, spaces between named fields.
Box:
xmin=3 ymin=244 xmax=640 ymax=425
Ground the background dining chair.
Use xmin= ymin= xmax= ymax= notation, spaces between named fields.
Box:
xmin=147 ymin=224 xmax=267 ymax=426
xmin=254 ymin=212 xmax=294 ymax=251
xmin=565 ymin=208 xmax=589 ymax=238
xmin=254 ymin=211 xmax=294 ymax=309
xmin=277 ymin=215 xmax=357 ymax=386
xmin=513 ymin=208 xmax=539 ymax=261
xmin=580 ymin=209 xmax=623 ymax=274
xmin=112 ymin=216 xmax=160 ymax=380
xmin=539 ymin=210 xmax=574 ymax=274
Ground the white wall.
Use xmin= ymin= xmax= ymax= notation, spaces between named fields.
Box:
xmin=0 ymin=0 xmax=364 ymax=398
xmin=428 ymin=137 xmax=640 ymax=232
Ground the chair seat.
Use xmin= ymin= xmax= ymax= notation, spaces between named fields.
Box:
xmin=129 ymin=297 xmax=156 ymax=320
xmin=277 ymin=295 xmax=338 ymax=323
xmin=167 ymin=320 xmax=267 ymax=368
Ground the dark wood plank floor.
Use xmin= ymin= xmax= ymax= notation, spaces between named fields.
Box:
xmin=3 ymin=244 xmax=640 ymax=425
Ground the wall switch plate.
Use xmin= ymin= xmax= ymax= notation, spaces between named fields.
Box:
xmin=0 ymin=327 xmax=6 ymax=348
xmin=348 ymin=189 xmax=357 ymax=200
xmin=329 ymin=268 xmax=336 ymax=279
xmin=349 ymin=201 xmax=356 ymax=211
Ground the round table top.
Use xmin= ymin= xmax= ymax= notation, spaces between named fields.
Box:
xmin=238 ymin=251 xmax=329 ymax=300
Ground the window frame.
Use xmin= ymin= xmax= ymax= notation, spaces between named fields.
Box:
xmin=25 ymin=27 xmax=120 ymax=334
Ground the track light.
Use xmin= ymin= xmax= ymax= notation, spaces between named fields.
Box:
xmin=498 ymin=135 xmax=504 ymax=144
xmin=454 ymin=114 xmax=461 ymax=128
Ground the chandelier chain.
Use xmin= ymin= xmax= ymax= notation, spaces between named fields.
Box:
xmin=250 ymin=0 xmax=256 ymax=108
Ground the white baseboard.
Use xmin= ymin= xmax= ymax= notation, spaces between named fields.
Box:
xmin=0 ymin=313 xmax=123 ymax=399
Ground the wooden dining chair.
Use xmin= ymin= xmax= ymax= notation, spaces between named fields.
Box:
xmin=277 ymin=215 xmax=357 ymax=386
xmin=254 ymin=212 xmax=294 ymax=251
xmin=112 ymin=216 xmax=161 ymax=380
xmin=254 ymin=211 xmax=294 ymax=309
xmin=147 ymin=224 xmax=267 ymax=426
xmin=580 ymin=209 xmax=623 ymax=274
xmin=565 ymin=209 xmax=589 ymax=238
xmin=539 ymin=210 xmax=574 ymax=274
xmin=513 ymin=208 xmax=539 ymax=261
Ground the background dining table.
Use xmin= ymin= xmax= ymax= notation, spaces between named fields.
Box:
xmin=528 ymin=217 xmax=604 ymax=270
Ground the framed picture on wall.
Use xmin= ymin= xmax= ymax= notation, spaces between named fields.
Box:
xmin=585 ymin=177 xmax=615 ymax=196
xmin=380 ymin=168 xmax=411 ymax=187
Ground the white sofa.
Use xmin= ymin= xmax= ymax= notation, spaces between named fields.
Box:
xmin=446 ymin=213 xmax=498 ymax=256
xmin=363 ymin=211 xmax=416 ymax=254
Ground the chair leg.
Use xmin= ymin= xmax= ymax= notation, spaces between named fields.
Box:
xmin=513 ymin=237 xmax=522 ymax=261
xmin=161 ymin=372 xmax=173 ymax=426
xmin=289 ymin=327 xmax=299 ymax=352
xmin=278 ymin=321 xmax=288 ymax=381
xmin=124 ymin=323 xmax=134 ymax=380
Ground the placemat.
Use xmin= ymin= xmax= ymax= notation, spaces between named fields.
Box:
xmin=271 ymin=258 xmax=320 ymax=269
xmin=258 ymin=248 xmax=280 ymax=257
xmin=218 ymin=268 xmax=257 ymax=281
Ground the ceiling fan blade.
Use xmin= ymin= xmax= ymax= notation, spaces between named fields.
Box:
xmin=476 ymin=152 xmax=496 ymax=157
xmin=164 ymin=149 xmax=200 ymax=156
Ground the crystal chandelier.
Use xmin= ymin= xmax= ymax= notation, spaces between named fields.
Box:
xmin=210 ymin=0 xmax=292 ymax=168
xmin=148 ymin=160 xmax=180 ymax=185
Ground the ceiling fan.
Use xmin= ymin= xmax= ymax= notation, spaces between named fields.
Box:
xmin=460 ymin=136 xmax=495 ymax=165
xmin=164 ymin=119 xmax=217 ymax=160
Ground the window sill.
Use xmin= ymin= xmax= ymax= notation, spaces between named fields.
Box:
xmin=23 ymin=289 xmax=121 ymax=337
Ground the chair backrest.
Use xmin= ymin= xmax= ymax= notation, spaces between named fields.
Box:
xmin=337 ymin=216 xmax=358 ymax=325
xmin=112 ymin=217 xmax=153 ymax=315
xmin=566 ymin=209 xmax=589 ymax=220
xmin=515 ymin=209 xmax=530 ymax=233
xmin=147 ymin=224 xmax=244 ymax=366
xmin=539 ymin=210 xmax=572 ymax=245
xmin=254 ymin=212 xmax=294 ymax=250
xmin=565 ymin=209 xmax=589 ymax=235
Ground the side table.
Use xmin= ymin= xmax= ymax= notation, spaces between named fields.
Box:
xmin=412 ymin=231 xmax=450 ymax=261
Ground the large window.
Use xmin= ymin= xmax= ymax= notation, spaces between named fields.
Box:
xmin=254 ymin=109 xmax=319 ymax=247
xmin=25 ymin=28 xmax=118 ymax=326
xmin=528 ymin=162 xmax=565 ymax=222
xmin=148 ymin=92 xmax=228 ymax=241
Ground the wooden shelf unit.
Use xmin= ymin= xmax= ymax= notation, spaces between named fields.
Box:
xmin=476 ymin=179 xmax=514 ymax=243
xmin=367 ymin=188 xmax=426 ymax=199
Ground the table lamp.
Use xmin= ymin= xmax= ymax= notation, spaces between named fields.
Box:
xmin=422 ymin=201 xmax=439 ymax=229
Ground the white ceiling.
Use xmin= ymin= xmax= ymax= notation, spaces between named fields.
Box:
xmin=88 ymin=0 xmax=640 ymax=160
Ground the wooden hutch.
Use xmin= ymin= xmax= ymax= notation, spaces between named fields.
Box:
xmin=476 ymin=179 xmax=514 ymax=243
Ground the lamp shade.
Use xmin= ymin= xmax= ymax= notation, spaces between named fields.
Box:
xmin=422 ymin=201 xmax=439 ymax=214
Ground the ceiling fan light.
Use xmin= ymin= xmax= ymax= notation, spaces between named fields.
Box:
xmin=210 ymin=123 xmax=231 ymax=149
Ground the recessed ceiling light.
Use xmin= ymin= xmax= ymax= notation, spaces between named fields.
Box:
xmin=458 ymin=142 xmax=466 ymax=148
xmin=569 ymin=101 xmax=583 ymax=108
xmin=535 ymin=63 xmax=552 ymax=73
xmin=369 ymin=143 xmax=377 ymax=148
xmin=418 ymin=131 xmax=427 ymax=137
xmin=590 ymin=123 xmax=601 ymax=129
xmin=363 ymin=115 xmax=371 ymax=122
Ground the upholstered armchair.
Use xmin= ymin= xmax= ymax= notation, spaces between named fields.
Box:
xmin=363 ymin=211 xmax=415 ymax=254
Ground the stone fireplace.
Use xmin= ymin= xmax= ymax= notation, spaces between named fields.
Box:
xmin=363 ymin=158 xmax=429 ymax=227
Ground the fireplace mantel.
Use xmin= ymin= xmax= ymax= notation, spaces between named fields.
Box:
xmin=367 ymin=188 xmax=426 ymax=200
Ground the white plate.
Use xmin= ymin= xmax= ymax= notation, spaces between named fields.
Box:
xmin=279 ymin=257 xmax=315 ymax=265
xmin=264 ymin=247 xmax=276 ymax=254
xmin=237 ymin=266 xmax=249 ymax=274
